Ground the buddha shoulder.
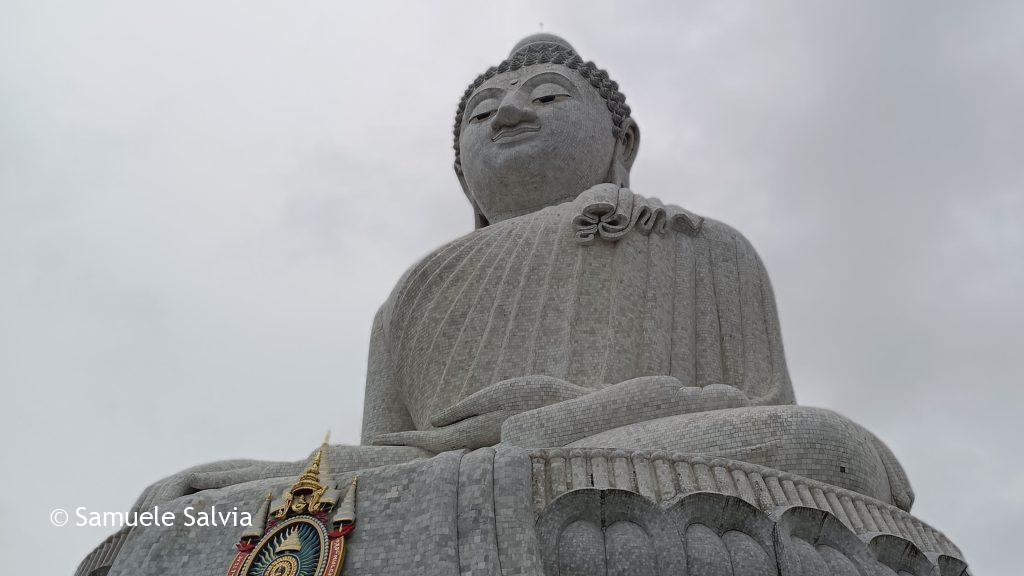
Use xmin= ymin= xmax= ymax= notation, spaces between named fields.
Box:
xmin=377 ymin=187 xmax=766 ymax=327
xmin=567 ymin=184 xmax=761 ymax=252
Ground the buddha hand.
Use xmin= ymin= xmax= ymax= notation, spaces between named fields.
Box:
xmin=500 ymin=376 xmax=751 ymax=447
xmin=129 ymin=459 xmax=278 ymax=513
xmin=370 ymin=375 xmax=590 ymax=453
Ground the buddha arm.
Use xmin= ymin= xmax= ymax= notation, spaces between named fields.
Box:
xmin=499 ymin=377 xmax=750 ymax=447
xmin=360 ymin=306 xmax=416 ymax=443
xmin=733 ymin=231 xmax=796 ymax=406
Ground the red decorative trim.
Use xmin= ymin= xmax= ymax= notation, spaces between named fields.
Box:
xmin=328 ymin=522 xmax=355 ymax=540
xmin=235 ymin=540 xmax=255 ymax=553
xmin=324 ymin=535 xmax=346 ymax=576
xmin=225 ymin=549 xmax=251 ymax=576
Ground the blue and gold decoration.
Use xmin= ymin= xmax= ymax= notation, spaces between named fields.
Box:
xmin=226 ymin=434 xmax=358 ymax=576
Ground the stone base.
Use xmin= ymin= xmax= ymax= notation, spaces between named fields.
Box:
xmin=76 ymin=446 xmax=969 ymax=576
xmin=528 ymin=448 xmax=960 ymax=558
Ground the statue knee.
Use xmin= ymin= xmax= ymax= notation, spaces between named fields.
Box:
xmin=766 ymin=406 xmax=904 ymax=507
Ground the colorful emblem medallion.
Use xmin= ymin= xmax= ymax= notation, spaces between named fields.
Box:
xmin=226 ymin=434 xmax=358 ymax=576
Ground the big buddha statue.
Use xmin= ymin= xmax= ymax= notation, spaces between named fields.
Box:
xmin=78 ymin=34 xmax=969 ymax=576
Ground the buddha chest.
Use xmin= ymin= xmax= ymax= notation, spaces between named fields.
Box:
xmin=382 ymin=193 xmax=782 ymax=430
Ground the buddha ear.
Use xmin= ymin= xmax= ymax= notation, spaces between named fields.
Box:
xmin=615 ymin=118 xmax=639 ymax=171
xmin=608 ymin=118 xmax=639 ymax=186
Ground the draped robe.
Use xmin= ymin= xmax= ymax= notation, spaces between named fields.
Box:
xmin=361 ymin=185 xmax=795 ymax=437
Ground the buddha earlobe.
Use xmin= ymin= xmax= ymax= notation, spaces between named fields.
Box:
xmin=617 ymin=118 xmax=640 ymax=170
xmin=608 ymin=119 xmax=639 ymax=187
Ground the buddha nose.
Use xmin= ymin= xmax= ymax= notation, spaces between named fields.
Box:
xmin=492 ymin=98 xmax=537 ymax=131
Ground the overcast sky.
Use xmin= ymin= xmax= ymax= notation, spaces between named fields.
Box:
xmin=2 ymin=1 xmax=1021 ymax=574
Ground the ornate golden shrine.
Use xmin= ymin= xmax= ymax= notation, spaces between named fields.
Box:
xmin=226 ymin=434 xmax=357 ymax=576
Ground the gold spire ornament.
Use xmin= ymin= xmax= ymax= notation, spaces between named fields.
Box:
xmin=228 ymin=433 xmax=356 ymax=576
xmin=277 ymin=432 xmax=331 ymax=519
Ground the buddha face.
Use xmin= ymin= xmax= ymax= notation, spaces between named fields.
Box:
xmin=458 ymin=63 xmax=629 ymax=224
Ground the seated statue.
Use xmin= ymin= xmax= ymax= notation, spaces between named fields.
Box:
xmin=363 ymin=33 xmax=912 ymax=510
xmin=74 ymin=29 xmax=974 ymax=573
xmin=88 ymin=33 xmax=953 ymax=576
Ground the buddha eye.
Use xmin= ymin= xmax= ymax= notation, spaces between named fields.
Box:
xmin=533 ymin=93 xmax=570 ymax=105
xmin=471 ymin=109 xmax=496 ymax=123
xmin=467 ymin=97 xmax=499 ymax=124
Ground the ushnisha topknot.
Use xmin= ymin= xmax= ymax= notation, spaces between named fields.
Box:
xmin=452 ymin=33 xmax=632 ymax=175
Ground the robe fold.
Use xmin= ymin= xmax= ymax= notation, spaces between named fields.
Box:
xmin=362 ymin=186 xmax=795 ymax=437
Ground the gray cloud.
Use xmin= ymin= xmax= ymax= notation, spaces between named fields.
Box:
xmin=1 ymin=1 xmax=1020 ymax=573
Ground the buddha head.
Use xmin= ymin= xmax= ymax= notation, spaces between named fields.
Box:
xmin=453 ymin=34 xmax=639 ymax=227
